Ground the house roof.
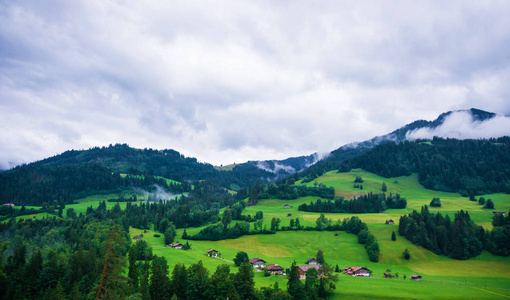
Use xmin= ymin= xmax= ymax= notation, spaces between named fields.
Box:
xmin=267 ymin=264 xmax=283 ymax=271
xmin=297 ymin=265 xmax=320 ymax=273
xmin=172 ymin=242 xmax=183 ymax=247
xmin=249 ymin=258 xmax=266 ymax=264
xmin=411 ymin=275 xmax=421 ymax=278
xmin=206 ymin=249 xmax=217 ymax=253
xmin=306 ymin=257 xmax=317 ymax=263
xmin=350 ymin=266 xmax=365 ymax=272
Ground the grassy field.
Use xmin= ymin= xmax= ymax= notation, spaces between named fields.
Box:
xmin=12 ymin=168 xmax=510 ymax=299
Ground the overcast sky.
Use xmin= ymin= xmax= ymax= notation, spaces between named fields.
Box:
xmin=1 ymin=1 xmax=510 ymax=169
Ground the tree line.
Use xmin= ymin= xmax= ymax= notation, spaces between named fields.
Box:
xmin=0 ymin=162 xmax=192 ymax=206
xmin=298 ymin=193 xmax=406 ymax=213
xmin=339 ymin=137 xmax=510 ymax=196
xmin=398 ymin=206 xmax=510 ymax=259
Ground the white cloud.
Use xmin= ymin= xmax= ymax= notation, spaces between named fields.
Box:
xmin=406 ymin=111 xmax=510 ymax=140
xmin=1 ymin=1 xmax=510 ymax=168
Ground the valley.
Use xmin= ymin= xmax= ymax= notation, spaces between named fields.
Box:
xmin=116 ymin=169 xmax=510 ymax=299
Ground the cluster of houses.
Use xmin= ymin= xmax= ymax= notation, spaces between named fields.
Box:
xmin=198 ymin=249 xmax=424 ymax=282
xmin=246 ymin=257 xmax=321 ymax=279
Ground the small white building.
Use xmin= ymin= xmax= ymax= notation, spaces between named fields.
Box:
xmin=249 ymin=258 xmax=266 ymax=269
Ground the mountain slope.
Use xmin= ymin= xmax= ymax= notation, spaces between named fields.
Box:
xmin=296 ymin=108 xmax=505 ymax=180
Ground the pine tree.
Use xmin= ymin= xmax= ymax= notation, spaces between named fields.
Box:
xmin=171 ymin=264 xmax=187 ymax=299
xmin=25 ymin=250 xmax=43 ymax=297
xmin=287 ymin=261 xmax=307 ymax=300
xmin=149 ymin=256 xmax=171 ymax=300
xmin=402 ymin=248 xmax=411 ymax=260
xmin=128 ymin=245 xmax=139 ymax=292
xmin=391 ymin=231 xmax=396 ymax=241
xmin=316 ymin=249 xmax=325 ymax=265
xmin=234 ymin=260 xmax=256 ymax=300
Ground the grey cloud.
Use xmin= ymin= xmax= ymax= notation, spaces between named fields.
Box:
xmin=1 ymin=1 xmax=510 ymax=167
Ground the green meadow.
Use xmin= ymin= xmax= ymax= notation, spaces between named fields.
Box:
xmin=13 ymin=169 xmax=510 ymax=299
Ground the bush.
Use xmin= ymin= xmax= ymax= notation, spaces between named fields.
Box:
xmin=402 ymin=248 xmax=411 ymax=260
xmin=430 ymin=198 xmax=441 ymax=207
xmin=484 ymin=199 xmax=495 ymax=209
xmin=233 ymin=251 xmax=249 ymax=266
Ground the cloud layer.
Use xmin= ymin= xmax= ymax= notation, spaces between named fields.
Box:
xmin=406 ymin=111 xmax=510 ymax=141
xmin=1 ymin=1 xmax=510 ymax=169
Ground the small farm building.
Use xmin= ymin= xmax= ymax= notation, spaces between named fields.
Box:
xmin=267 ymin=264 xmax=284 ymax=275
xmin=249 ymin=258 xmax=266 ymax=269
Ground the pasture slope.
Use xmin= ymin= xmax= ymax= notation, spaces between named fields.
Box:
xmin=128 ymin=169 xmax=510 ymax=299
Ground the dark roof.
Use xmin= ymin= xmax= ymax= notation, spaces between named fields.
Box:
xmin=267 ymin=264 xmax=283 ymax=271
xmin=306 ymin=257 xmax=317 ymax=263
xmin=297 ymin=265 xmax=320 ymax=273
xmin=249 ymin=258 xmax=266 ymax=264
xmin=206 ymin=249 xmax=217 ymax=253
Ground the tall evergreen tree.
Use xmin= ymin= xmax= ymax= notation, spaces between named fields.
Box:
xmin=149 ymin=256 xmax=171 ymax=300
xmin=186 ymin=260 xmax=213 ymax=300
xmin=287 ymin=261 xmax=307 ymax=300
xmin=234 ymin=261 xmax=256 ymax=300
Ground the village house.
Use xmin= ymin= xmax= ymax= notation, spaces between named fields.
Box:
xmin=411 ymin=275 xmax=422 ymax=281
xmin=267 ymin=264 xmax=284 ymax=275
xmin=306 ymin=257 xmax=319 ymax=265
xmin=493 ymin=211 xmax=507 ymax=215
xmin=386 ymin=219 xmax=395 ymax=225
xmin=133 ymin=236 xmax=142 ymax=240
xmin=249 ymin=258 xmax=266 ymax=269
xmin=297 ymin=265 xmax=320 ymax=279
xmin=384 ymin=272 xmax=391 ymax=278
xmin=206 ymin=249 xmax=218 ymax=257
xmin=344 ymin=266 xmax=370 ymax=277
xmin=284 ymin=204 xmax=290 ymax=208
xmin=2 ymin=203 xmax=15 ymax=207
xmin=172 ymin=242 xmax=183 ymax=249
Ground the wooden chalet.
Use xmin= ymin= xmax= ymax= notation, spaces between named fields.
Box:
xmin=206 ymin=249 xmax=218 ymax=257
xmin=133 ymin=236 xmax=142 ymax=240
xmin=384 ymin=272 xmax=391 ymax=278
xmin=249 ymin=258 xmax=266 ymax=269
xmin=267 ymin=264 xmax=284 ymax=275
xmin=386 ymin=219 xmax=395 ymax=225
xmin=2 ymin=203 xmax=15 ymax=207
xmin=284 ymin=204 xmax=290 ymax=208
xmin=411 ymin=275 xmax=422 ymax=281
xmin=172 ymin=242 xmax=183 ymax=249
xmin=306 ymin=257 xmax=319 ymax=265
xmin=344 ymin=266 xmax=370 ymax=277
xmin=297 ymin=265 xmax=320 ymax=279
xmin=493 ymin=211 xmax=507 ymax=215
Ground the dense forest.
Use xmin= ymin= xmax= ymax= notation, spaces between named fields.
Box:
xmin=298 ymin=193 xmax=406 ymax=214
xmin=0 ymin=163 xmax=192 ymax=206
xmin=339 ymin=137 xmax=510 ymax=195
xmin=0 ymin=144 xmax=278 ymax=206
xmin=398 ymin=206 xmax=510 ymax=259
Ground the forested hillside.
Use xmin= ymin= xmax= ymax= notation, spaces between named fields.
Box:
xmin=339 ymin=137 xmax=510 ymax=195
xmin=0 ymin=144 xmax=273 ymax=205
